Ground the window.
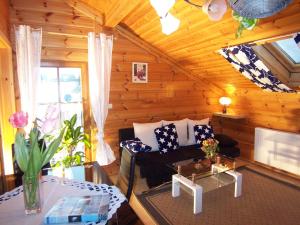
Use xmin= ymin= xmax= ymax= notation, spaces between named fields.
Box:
xmin=275 ymin=38 xmax=300 ymax=64
xmin=37 ymin=67 xmax=83 ymax=127
xmin=37 ymin=66 xmax=85 ymax=162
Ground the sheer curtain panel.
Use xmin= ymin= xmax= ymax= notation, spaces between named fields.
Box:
xmin=15 ymin=25 xmax=42 ymax=130
xmin=88 ymin=32 xmax=115 ymax=165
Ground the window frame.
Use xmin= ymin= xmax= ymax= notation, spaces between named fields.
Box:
xmin=40 ymin=61 xmax=92 ymax=162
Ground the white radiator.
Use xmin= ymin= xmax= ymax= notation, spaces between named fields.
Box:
xmin=254 ymin=127 xmax=300 ymax=176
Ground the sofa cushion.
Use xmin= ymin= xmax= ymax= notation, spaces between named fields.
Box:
xmin=194 ymin=125 xmax=215 ymax=146
xmin=163 ymin=119 xmax=188 ymax=146
xmin=187 ymin=118 xmax=210 ymax=145
xmin=154 ymin=123 xmax=179 ymax=154
xmin=214 ymin=134 xmax=238 ymax=147
xmin=133 ymin=121 xmax=162 ymax=151
xmin=120 ymin=138 xmax=152 ymax=153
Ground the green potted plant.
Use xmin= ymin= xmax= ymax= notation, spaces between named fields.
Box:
xmin=52 ymin=114 xmax=91 ymax=180
xmin=232 ymin=11 xmax=259 ymax=38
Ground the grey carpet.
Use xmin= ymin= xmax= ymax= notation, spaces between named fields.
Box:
xmin=138 ymin=167 xmax=300 ymax=225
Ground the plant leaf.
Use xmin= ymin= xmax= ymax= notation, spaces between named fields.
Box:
xmin=14 ymin=133 xmax=29 ymax=172
xmin=26 ymin=129 xmax=43 ymax=176
xmin=74 ymin=126 xmax=81 ymax=139
xmin=70 ymin=114 xmax=77 ymax=127
xmin=41 ymin=128 xmax=65 ymax=166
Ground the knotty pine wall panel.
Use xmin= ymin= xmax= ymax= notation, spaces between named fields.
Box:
xmin=106 ymin=35 xmax=220 ymax=158
xmin=213 ymin=90 xmax=300 ymax=160
xmin=0 ymin=0 xmax=9 ymax=40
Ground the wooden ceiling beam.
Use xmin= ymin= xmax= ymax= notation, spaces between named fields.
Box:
xmin=105 ymin=0 xmax=144 ymax=27
xmin=115 ymin=25 xmax=225 ymax=95
xmin=64 ymin=0 xmax=104 ymax=25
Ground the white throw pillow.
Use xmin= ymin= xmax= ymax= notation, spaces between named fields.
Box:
xmin=163 ymin=119 xmax=188 ymax=146
xmin=133 ymin=121 xmax=162 ymax=151
xmin=187 ymin=118 xmax=210 ymax=145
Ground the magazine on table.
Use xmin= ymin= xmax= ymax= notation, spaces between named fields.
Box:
xmin=44 ymin=194 xmax=110 ymax=224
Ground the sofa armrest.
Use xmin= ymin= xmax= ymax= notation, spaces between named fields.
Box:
xmin=119 ymin=147 xmax=136 ymax=200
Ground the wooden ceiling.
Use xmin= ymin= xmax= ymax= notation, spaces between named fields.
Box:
xmin=80 ymin=0 xmax=300 ymax=92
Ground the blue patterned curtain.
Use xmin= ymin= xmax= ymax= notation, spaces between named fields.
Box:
xmin=294 ymin=33 xmax=300 ymax=48
xmin=220 ymin=45 xmax=295 ymax=93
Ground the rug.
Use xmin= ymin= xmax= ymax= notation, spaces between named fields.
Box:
xmin=138 ymin=167 xmax=300 ymax=225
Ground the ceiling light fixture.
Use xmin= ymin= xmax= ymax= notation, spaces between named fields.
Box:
xmin=150 ymin=0 xmax=227 ymax=35
xmin=160 ymin=13 xmax=180 ymax=35
xmin=150 ymin=0 xmax=180 ymax=35
xmin=185 ymin=0 xmax=227 ymax=21
xmin=150 ymin=0 xmax=176 ymax=17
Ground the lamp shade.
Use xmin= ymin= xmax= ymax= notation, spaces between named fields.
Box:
xmin=202 ymin=0 xmax=227 ymax=21
xmin=150 ymin=0 xmax=176 ymax=17
xmin=219 ymin=97 xmax=231 ymax=106
xmin=160 ymin=13 xmax=180 ymax=35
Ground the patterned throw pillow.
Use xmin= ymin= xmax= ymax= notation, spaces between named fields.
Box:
xmin=154 ymin=123 xmax=179 ymax=154
xmin=194 ymin=125 xmax=215 ymax=146
xmin=120 ymin=138 xmax=152 ymax=153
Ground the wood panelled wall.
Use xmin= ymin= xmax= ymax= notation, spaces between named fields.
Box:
xmin=106 ymin=34 xmax=221 ymax=156
xmin=214 ymin=90 xmax=300 ymax=160
xmin=0 ymin=0 xmax=9 ymax=40
xmin=9 ymin=0 xmax=221 ymax=160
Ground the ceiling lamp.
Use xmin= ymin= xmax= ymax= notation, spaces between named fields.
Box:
xmin=202 ymin=0 xmax=227 ymax=21
xmin=160 ymin=13 xmax=180 ymax=35
xmin=150 ymin=0 xmax=180 ymax=35
xmin=150 ymin=0 xmax=176 ymax=17
xmin=185 ymin=0 xmax=227 ymax=21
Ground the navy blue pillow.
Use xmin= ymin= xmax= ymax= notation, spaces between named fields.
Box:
xmin=154 ymin=123 xmax=179 ymax=154
xmin=120 ymin=138 xmax=152 ymax=153
xmin=194 ymin=125 xmax=215 ymax=146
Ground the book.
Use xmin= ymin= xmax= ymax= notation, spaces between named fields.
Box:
xmin=44 ymin=194 xmax=110 ymax=224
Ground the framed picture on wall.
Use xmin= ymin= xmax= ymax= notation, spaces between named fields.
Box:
xmin=132 ymin=62 xmax=148 ymax=83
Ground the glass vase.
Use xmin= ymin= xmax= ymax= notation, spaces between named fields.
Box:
xmin=22 ymin=174 xmax=41 ymax=215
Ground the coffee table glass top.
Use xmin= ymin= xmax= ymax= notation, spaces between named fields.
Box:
xmin=166 ymin=156 xmax=248 ymax=193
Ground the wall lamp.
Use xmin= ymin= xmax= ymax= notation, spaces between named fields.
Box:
xmin=219 ymin=97 xmax=232 ymax=114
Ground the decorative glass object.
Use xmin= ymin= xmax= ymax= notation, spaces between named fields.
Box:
xmin=22 ymin=175 xmax=41 ymax=215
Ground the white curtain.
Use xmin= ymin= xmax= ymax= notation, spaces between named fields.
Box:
xmin=15 ymin=25 xmax=42 ymax=129
xmin=88 ymin=32 xmax=115 ymax=165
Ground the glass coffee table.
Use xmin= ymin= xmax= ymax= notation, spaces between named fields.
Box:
xmin=169 ymin=156 xmax=247 ymax=214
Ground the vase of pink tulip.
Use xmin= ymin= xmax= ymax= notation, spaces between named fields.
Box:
xmin=9 ymin=106 xmax=65 ymax=215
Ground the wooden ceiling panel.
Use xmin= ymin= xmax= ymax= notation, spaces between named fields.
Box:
xmin=122 ymin=0 xmax=300 ymax=90
xmin=79 ymin=0 xmax=107 ymax=13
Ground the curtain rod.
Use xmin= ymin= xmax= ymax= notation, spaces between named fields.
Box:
xmin=46 ymin=31 xmax=115 ymax=39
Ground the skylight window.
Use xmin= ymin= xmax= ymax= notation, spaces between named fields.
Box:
xmin=275 ymin=38 xmax=300 ymax=64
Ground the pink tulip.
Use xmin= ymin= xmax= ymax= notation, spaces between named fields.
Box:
xmin=9 ymin=111 xmax=28 ymax=128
